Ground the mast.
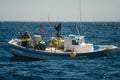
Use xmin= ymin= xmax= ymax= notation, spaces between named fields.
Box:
xmin=79 ymin=0 xmax=82 ymax=21
xmin=79 ymin=0 xmax=82 ymax=35
xmin=76 ymin=0 xmax=82 ymax=36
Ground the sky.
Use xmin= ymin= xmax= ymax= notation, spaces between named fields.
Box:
xmin=0 ymin=0 xmax=120 ymax=22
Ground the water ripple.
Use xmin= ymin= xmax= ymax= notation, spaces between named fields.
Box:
xmin=0 ymin=22 xmax=120 ymax=80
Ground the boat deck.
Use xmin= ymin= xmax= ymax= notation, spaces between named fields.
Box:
xmin=38 ymin=47 xmax=69 ymax=54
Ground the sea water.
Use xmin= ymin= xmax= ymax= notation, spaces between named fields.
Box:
xmin=0 ymin=22 xmax=120 ymax=80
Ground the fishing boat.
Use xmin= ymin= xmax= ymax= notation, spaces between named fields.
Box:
xmin=8 ymin=34 xmax=117 ymax=60
xmin=8 ymin=0 xmax=117 ymax=59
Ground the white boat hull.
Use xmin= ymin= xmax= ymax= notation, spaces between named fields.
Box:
xmin=8 ymin=39 xmax=117 ymax=60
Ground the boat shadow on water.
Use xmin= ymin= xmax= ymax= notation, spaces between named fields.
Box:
xmin=9 ymin=55 xmax=40 ymax=62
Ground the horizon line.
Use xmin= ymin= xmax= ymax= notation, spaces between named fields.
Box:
xmin=0 ymin=20 xmax=120 ymax=23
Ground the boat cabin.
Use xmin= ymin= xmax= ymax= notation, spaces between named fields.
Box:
xmin=64 ymin=34 xmax=94 ymax=53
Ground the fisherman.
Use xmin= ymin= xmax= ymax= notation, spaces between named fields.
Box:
xmin=21 ymin=31 xmax=31 ymax=47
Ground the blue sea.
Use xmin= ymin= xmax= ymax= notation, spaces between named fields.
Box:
xmin=0 ymin=22 xmax=120 ymax=80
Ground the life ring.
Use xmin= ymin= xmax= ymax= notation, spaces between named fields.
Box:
xmin=70 ymin=51 xmax=76 ymax=58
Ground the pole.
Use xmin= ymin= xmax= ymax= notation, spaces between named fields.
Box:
xmin=79 ymin=0 xmax=82 ymax=22
xmin=79 ymin=0 xmax=82 ymax=35
xmin=48 ymin=16 xmax=52 ymax=52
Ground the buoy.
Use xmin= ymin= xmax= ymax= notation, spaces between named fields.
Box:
xmin=17 ymin=32 xmax=20 ymax=34
xmin=70 ymin=51 xmax=76 ymax=58
xmin=38 ymin=40 xmax=46 ymax=50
